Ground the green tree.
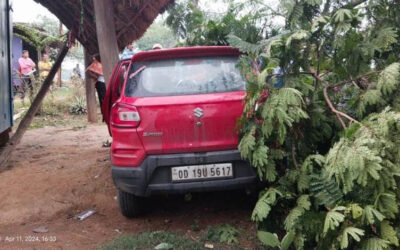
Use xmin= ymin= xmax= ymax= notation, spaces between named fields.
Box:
xmin=228 ymin=0 xmax=400 ymax=249
xmin=135 ymin=21 xmax=177 ymax=50
xmin=165 ymin=0 xmax=264 ymax=45
xmin=33 ymin=15 xmax=60 ymax=37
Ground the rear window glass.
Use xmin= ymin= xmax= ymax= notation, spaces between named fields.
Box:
xmin=125 ymin=56 xmax=245 ymax=97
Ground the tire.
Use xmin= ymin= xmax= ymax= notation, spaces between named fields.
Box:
xmin=118 ymin=190 xmax=145 ymax=218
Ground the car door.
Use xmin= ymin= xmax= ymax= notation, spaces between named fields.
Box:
xmin=103 ymin=60 xmax=130 ymax=132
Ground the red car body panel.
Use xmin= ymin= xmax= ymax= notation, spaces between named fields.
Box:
xmin=130 ymin=46 xmax=240 ymax=63
xmin=102 ymin=59 xmax=130 ymax=129
xmin=104 ymin=46 xmax=245 ymax=167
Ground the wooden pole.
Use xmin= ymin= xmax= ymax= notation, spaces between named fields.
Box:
xmin=57 ymin=21 xmax=63 ymax=87
xmin=84 ymin=49 xmax=98 ymax=123
xmin=0 ymin=43 xmax=69 ymax=170
xmin=93 ymin=0 xmax=119 ymax=85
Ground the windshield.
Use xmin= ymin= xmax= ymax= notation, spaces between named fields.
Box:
xmin=125 ymin=56 xmax=245 ymax=97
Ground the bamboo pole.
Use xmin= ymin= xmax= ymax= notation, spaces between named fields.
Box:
xmin=84 ymin=49 xmax=98 ymax=123
xmin=57 ymin=21 xmax=63 ymax=87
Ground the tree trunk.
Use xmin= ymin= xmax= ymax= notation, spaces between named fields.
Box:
xmin=57 ymin=21 xmax=63 ymax=87
xmin=93 ymin=0 xmax=119 ymax=85
xmin=0 ymin=44 xmax=69 ymax=170
xmin=84 ymin=49 xmax=98 ymax=123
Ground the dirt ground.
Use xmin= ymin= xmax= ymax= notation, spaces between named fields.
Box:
xmin=0 ymin=124 xmax=256 ymax=250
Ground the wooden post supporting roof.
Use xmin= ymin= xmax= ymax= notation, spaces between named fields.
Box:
xmin=84 ymin=49 xmax=98 ymax=123
xmin=93 ymin=0 xmax=119 ymax=85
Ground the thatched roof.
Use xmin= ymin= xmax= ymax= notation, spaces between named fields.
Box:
xmin=33 ymin=0 xmax=174 ymax=54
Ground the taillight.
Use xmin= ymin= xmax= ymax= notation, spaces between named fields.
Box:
xmin=111 ymin=103 xmax=140 ymax=128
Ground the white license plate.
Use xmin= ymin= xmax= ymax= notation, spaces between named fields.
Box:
xmin=171 ymin=163 xmax=233 ymax=181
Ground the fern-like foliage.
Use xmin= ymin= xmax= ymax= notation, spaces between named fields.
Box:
xmin=284 ymin=195 xmax=311 ymax=231
xmin=227 ymin=0 xmax=400 ymax=249
xmin=251 ymin=188 xmax=282 ymax=222
xmin=377 ymin=63 xmax=400 ymax=96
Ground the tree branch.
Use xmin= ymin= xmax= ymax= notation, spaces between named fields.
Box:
xmin=308 ymin=68 xmax=360 ymax=128
xmin=291 ymin=143 xmax=299 ymax=170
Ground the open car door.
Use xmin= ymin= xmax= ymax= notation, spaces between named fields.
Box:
xmin=102 ymin=59 xmax=130 ymax=134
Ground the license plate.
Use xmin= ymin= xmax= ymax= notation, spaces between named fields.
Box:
xmin=171 ymin=163 xmax=233 ymax=181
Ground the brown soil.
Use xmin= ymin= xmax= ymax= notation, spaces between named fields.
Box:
xmin=0 ymin=125 xmax=256 ymax=250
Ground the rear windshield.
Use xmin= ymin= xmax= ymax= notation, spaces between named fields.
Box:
xmin=125 ymin=56 xmax=245 ymax=97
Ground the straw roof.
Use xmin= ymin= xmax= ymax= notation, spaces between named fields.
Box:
xmin=33 ymin=0 xmax=174 ymax=54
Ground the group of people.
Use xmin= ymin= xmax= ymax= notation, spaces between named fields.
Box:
xmin=16 ymin=42 xmax=163 ymax=112
xmin=17 ymin=50 xmax=52 ymax=98
xmin=18 ymin=50 xmax=53 ymax=79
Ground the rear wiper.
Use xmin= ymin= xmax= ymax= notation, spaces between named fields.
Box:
xmin=129 ymin=65 xmax=146 ymax=79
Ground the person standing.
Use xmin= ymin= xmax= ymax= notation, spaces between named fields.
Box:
xmin=72 ymin=63 xmax=82 ymax=78
xmin=121 ymin=43 xmax=136 ymax=59
xmin=38 ymin=53 xmax=52 ymax=78
xmin=86 ymin=54 xmax=106 ymax=115
xmin=18 ymin=50 xmax=36 ymax=98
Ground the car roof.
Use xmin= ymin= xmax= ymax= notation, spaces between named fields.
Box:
xmin=130 ymin=46 xmax=240 ymax=63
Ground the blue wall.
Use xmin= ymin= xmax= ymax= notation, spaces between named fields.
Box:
xmin=0 ymin=0 xmax=13 ymax=134
xmin=12 ymin=36 xmax=22 ymax=71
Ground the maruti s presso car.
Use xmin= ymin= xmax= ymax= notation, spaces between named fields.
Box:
xmin=103 ymin=46 xmax=257 ymax=217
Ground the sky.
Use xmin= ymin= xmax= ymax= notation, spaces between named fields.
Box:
xmin=12 ymin=0 xmax=225 ymax=23
xmin=12 ymin=0 xmax=279 ymax=24
xmin=12 ymin=0 xmax=57 ymax=23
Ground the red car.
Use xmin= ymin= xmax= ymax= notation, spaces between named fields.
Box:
xmin=103 ymin=46 xmax=257 ymax=217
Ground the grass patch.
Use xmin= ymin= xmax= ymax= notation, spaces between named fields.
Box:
xmin=28 ymin=114 xmax=88 ymax=130
xmin=13 ymin=80 xmax=101 ymax=130
xmin=100 ymin=231 xmax=203 ymax=250
xmin=100 ymin=224 xmax=262 ymax=250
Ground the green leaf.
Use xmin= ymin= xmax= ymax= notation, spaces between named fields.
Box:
xmin=286 ymin=30 xmax=310 ymax=48
xmin=358 ymin=89 xmax=382 ymax=116
xmin=251 ymin=188 xmax=282 ymax=222
xmin=252 ymin=144 xmax=269 ymax=168
xmin=284 ymin=195 xmax=310 ymax=231
xmin=227 ymin=34 xmax=264 ymax=55
xmin=380 ymin=220 xmax=399 ymax=246
xmin=375 ymin=193 xmax=398 ymax=219
xmin=323 ymin=206 xmax=346 ymax=235
xmin=238 ymin=126 xmax=256 ymax=159
xmin=340 ymin=227 xmax=364 ymax=249
xmin=362 ymin=237 xmax=390 ymax=250
xmin=377 ymin=63 xmax=400 ymax=96
xmin=257 ymin=231 xmax=280 ymax=247
xmin=349 ymin=204 xmax=363 ymax=219
xmin=362 ymin=205 xmax=385 ymax=225
xmin=281 ymin=231 xmax=295 ymax=250
xmin=332 ymin=9 xmax=353 ymax=23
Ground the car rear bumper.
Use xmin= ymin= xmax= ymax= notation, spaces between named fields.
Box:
xmin=112 ymin=149 xmax=258 ymax=197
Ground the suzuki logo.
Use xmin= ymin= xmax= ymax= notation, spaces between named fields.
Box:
xmin=194 ymin=107 xmax=203 ymax=118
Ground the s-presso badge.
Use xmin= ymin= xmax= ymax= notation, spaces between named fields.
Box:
xmin=143 ymin=132 xmax=163 ymax=137
xmin=194 ymin=107 xmax=203 ymax=118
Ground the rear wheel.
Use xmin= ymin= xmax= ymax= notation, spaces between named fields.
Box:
xmin=118 ymin=190 xmax=145 ymax=218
